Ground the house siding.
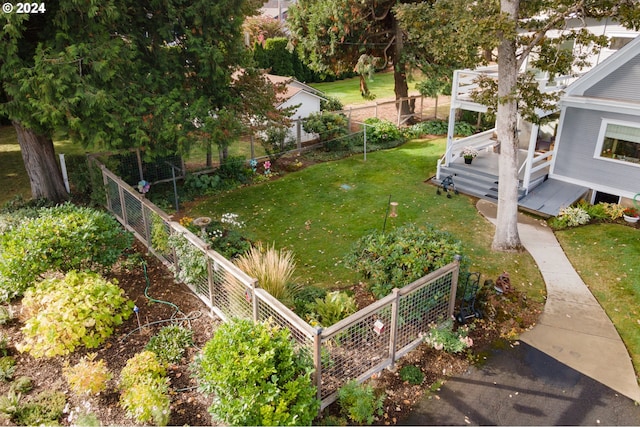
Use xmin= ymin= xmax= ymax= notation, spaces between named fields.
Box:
xmin=554 ymin=107 xmax=640 ymax=195
xmin=584 ymin=54 xmax=640 ymax=102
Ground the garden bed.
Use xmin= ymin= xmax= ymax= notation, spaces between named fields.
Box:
xmin=0 ymin=238 xmax=542 ymax=426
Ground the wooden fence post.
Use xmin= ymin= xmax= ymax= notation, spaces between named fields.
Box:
xmin=448 ymin=255 xmax=462 ymax=318
xmin=313 ymin=327 xmax=323 ymax=410
xmin=252 ymin=279 xmax=259 ymax=323
xmin=388 ymin=288 xmax=400 ymax=368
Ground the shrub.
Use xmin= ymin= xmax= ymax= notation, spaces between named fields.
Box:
xmin=308 ymin=291 xmax=357 ymax=327
xmin=303 ymin=112 xmax=349 ymax=143
xmin=0 ymin=356 xmax=16 ymax=382
xmin=600 ymin=202 xmax=626 ymax=220
xmin=409 ymin=119 xmax=448 ymax=136
xmin=399 ymin=365 xmax=424 ymax=385
xmin=119 ymin=351 xmax=171 ymax=426
xmin=0 ymin=390 xmax=66 ymax=426
xmin=17 ymin=271 xmax=134 ymax=358
xmin=193 ymin=318 xmax=319 ymax=426
xmin=423 ymin=319 xmax=474 ymax=353
xmin=345 ymin=223 xmax=464 ymax=299
xmin=184 ymin=173 xmax=222 ymax=196
xmin=0 ymin=306 xmax=14 ymax=325
xmin=63 ymin=353 xmax=112 ymax=396
xmin=293 ymin=285 xmax=328 ymax=318
xmin=337 ymin=379 xmax=385 ymax=425
xmin=550 ymin=205 xmax=591 ymax=229
xmin=150 ymin=213 xmax=171 ymax=254
xmin=234 ymin=242 xmax=301 ymax=306
xmin=0 ymin=203 xmax=132 ymax=301
xmin=9 ymin=376 xmax=32 ymax=394
xmin=145 ymin=324 xmax=194 ymax=365
xmin=363 ymin=117 xmax=404 ymax=147
xmin=454 ymin=121 xmax=476 ymax=137
xmin=168 ymin=233 xmax=208 ymax=287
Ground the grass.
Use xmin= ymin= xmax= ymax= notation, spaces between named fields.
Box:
xmin=310 ymin=70 xmax=420 ymax=106
xmin=185 ymin=137 xmax=546 ymax=303
xmin=555 ymin=223 xmax=640 ymax=375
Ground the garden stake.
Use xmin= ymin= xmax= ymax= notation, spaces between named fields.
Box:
xmin=134 ymin=305 xmax=142 ymax=334
xmin=382 ymin=194 xmax=392 ymax=234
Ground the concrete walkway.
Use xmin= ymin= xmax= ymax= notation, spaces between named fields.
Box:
xmin=477 ymin=199 xmax=640 ymax=402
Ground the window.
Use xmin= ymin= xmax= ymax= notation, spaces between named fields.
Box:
xmin=609 ymin=37 xmax=634 ymax=51
xmin=596 ymin=120 xmax=640 ymax=165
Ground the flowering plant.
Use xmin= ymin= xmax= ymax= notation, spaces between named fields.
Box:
xmin=461 ymin=146 xmax=478 ymax=159
xmin=422 ymin=319 xmax=473 ymax=353
xmin=623 ymin=206 xmax=639 ymax=217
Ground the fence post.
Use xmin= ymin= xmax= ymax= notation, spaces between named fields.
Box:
xmin=100 ymin=164 xmax=111 ymax=211
xmin=252 ymin=279 xmax=259 ymax=323
xmin=313 ymin=327 xmax=323 ymax=411
xmin=296 ymin=118 xmax=302 ymax=148
xmin=141 ymin=200 xmax=151 ymax=249
xmin=388 ymin=287 xmax=400 ymax=368
xmin=118 ymin=185 xmax=127 ymax=225
xmin=448 ymin=256 xmax=462 ymax=318
xmin=135 ymin=148 xmax=144 ymax=181
xmin=207 ymin=255 xmax=216 ymax=317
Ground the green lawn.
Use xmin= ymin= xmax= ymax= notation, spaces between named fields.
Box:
xmin=555 ymin=224 xmax=640 ymax=375
xmin=310 ymin=71 xmax=420 ymax=105
xmin=0 ymin=126 xmax=30 ymax=205
xmin=185 ymin=138 xmax=546 ymax=302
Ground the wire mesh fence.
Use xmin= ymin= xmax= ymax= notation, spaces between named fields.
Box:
xmin=94 ymin=157 xmax=460 ymax=410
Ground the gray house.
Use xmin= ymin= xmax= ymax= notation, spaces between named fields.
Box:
xmin=552 ymin=35 xmax=640 ymax=207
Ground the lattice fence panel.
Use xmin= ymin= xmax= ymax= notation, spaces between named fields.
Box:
xmin=211 ymin=260 xmax=252 ymax=320
xmin=123 ymin=190 xmax=145 ymax=239
xmin=320 ymin=306 xmax=392 ymax=400
xmin=255 ymin=292 xmax=313 ymax=348
xmin=105 ymin=175 xmax=123 ymax=220
xmin=396 ymin=272 xmax=454 ymax=351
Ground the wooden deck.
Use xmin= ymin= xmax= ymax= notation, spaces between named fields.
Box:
xmin=519 ymin=178 xmax=589 ymax=217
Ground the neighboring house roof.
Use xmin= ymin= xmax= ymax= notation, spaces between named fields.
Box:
xmin=264 ymin=73 xmax=326 ymax=106
xmin=564 ymin=35 xmax=640 ymax=97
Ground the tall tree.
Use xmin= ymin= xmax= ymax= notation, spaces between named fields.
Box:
xmin=288 ymin=0 xmax=420 ymax=116
xmin=0 ymin=0 xmax=269 ymax=202
xmin=397 ymin=0 xmax=639 ymax=251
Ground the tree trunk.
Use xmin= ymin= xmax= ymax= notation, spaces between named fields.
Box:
xmin=492 ymin=0 xmax=523 ymax=252
xmin=393 ymin=14 xmax=412 ymax=119
xmin=13 ymin=121 xmax=69 ymax=203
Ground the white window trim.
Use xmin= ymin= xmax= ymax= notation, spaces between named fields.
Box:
xmin=593 ymin=118 xmax=640 ymax=167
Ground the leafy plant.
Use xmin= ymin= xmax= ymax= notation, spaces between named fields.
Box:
xmin=0 ymin=306 xmax=14 ymax=325
xmin=293 ymin=285 xmax=328 ymax=318
xmin=345 ymin=223 xmax=464 ymax=299
xmin=410 ymin=119 xmax=449 ymax=136
xmin=0 ymin=203 xmax=132 ymax=301
xmin=423 ymin=319 xmax=474 ymax=354
xmin=193 ymin=318 xmax=320 ymax=426
xmin=302 ymin=112 xmax=349 ymax=143
xmin=233 ymin=242 xmax=301 ymax=306
xmin=63 ymin=353 xmax=112 ymax=396
xmin=168 ymin=233 xmax=208 ymax=287
xmin=308 ymin=291 xmax=357 ymax=327
xmin=17 ymin=271 xmax=134 ymax=358
xmin=150 ymin=212 xmax=171 ymax=254
xmin=184 ymin=173 xmax=222 ymax=196
xmin=363 ymin=117 xmax=404 ymax=147
xmin=0 ymin=390 xmax=66 ymax=426
xmin=0 ymin=356 xmax=16 ymax=382
xmin=550 ymin=205 xmax=591 ymax=229
xmin=399 ymin=364 xmax=424 ymax=385
xmin=119 ymin=351 xmax=171 ymax=426
xmin=9 ymin=376 xmax=32 ymax=394
xmin=337 ymin=379 xmax=385 ymax=425
xmin=454 ymin=121 xmax=476 ymax=137
xmin=145 ymin=324 xmax=194 ymax=365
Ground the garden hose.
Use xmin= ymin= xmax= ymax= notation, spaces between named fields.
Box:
xmin=634 ymin=193 xmax=640 ymax=210
xmin=143 ymin=262 xmax=181 ymax=315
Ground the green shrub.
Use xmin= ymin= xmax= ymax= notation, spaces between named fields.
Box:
xmin=168 ymin=233 xmax=208 ymax=287
xmin=293 ymin=285 xmax=328 ymax=318
xmin=423 ymin=319 xmax=474 ymax=353
xmin=17 ymin=271 xmax=134 ymax=358
xmin=399 ymin=365 xmax=424 ymax=385
xmin=145 ymin=325 xmax=194 ymax=365
xmin=119 ymin=351 xmax=171 ymax=426
xmin=150 ymin=212 xmax=171 ymax=254
xmin=0 ymin=390 xmax=66 ymax=426
xmin=0 ymin=203 xmax=132 ymax=301
xmin=233 ymin=242 xmax=301 ymax=306
xmin=410 ymin=120 xmax=448 ymax=136
xmin=0 ymin=356 xmax=16 ymax=382
xmin=363 ymin=117 xmax=404 ymax=147
xmin=345 ymin=223 xmax=464 ymax=299
xmin=9 ymin=376 xmax=33 ymax=394
xmin=308 ymin=291 xmax=357 ymax=327
xmin=63 ymin=353 xmax=112 ymax=396
xmin=184 ymin=173 xmax=222 ymax=196
xmin=203 ymin=214 xmax=251 ymax=259
xmin=337 ymin=379 xmax=385 ymax=425
xmin=550 ymin=205 xmax=591 ymax=229
xmin=303 ymin=112 xmax=349 ymax=143
xmin=454 ymin=121 xmax=476 ymax=137
xmin=193 ymin=318 xmax=320 ymax=426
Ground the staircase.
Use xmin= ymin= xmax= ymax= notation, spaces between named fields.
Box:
xmin=432 ymin=163 xmax=531 ymax=201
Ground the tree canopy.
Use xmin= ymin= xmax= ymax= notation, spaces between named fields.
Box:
xmin=0 ymin=0 xmax=287 ymax=201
